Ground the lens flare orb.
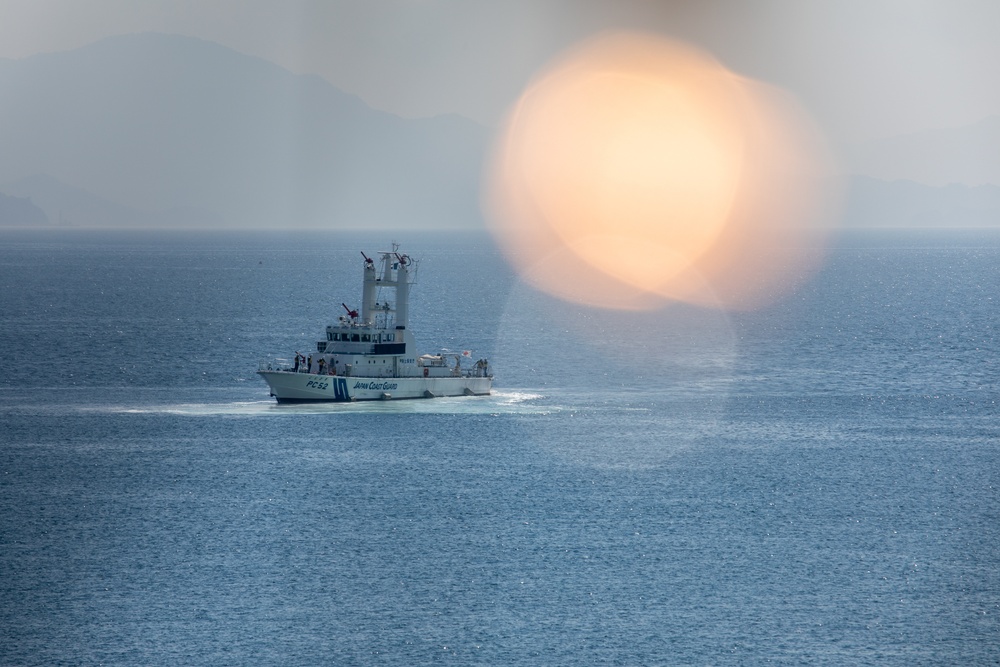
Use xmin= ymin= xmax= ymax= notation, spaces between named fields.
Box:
xmin=484 ymin=32 xmax=839 ymax=311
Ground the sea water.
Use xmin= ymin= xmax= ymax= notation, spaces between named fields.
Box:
xmin=0 ymin=228 xmax=997 ymax=665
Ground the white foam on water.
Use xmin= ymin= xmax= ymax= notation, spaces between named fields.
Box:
xmin=72 ymin=391 xmax=557 ymax=417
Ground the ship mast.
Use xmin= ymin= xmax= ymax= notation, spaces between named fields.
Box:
xmin=360 ymin=251 xmax=377 ymax=325
xmin=360 ymin=244 xmax=416 ymax=331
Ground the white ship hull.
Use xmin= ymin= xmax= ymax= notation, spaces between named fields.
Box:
xmin=259 ymin=370 xmax=492 ymax=402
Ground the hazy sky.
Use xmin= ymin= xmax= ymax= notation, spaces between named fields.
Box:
xmin=2 ymin=0 xmax=999 ymax=146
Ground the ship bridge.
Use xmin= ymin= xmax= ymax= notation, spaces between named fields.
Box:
xmin=315 ymin=245 xmax=417 ymax=356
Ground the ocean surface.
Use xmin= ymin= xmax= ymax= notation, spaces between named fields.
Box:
xmin=1 ymin=227 xmax=998 ymax=665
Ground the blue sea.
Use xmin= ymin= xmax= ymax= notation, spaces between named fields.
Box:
xmin=1 ymin=227 xmax=998 ymax=665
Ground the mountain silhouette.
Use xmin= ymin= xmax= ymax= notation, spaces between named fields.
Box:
xmin=0 ymin=33 xmax=489 ymax=229
xmin=848 ymin=115 xmax=1000 ymax=187
xmin=0 ymin=191 xmax=49 ymax=225
xmin=844 ymin=176 xmax=1000 ymax=227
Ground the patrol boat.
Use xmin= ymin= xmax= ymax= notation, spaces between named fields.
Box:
xmin=258 ymin=245 xmax=492 ymax=402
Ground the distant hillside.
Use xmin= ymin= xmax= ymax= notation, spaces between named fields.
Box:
xmin=0 ymin=33 xmax=490 ymax=229
xmin=843 ymin=176 xmax=1000 ymax=227
xmin=0 ymin=191 xmax=49 ymax=225
xmin=0 ymin=173 xmax=228 ymax=227
xmin=848 ymin=115 xmax=1000 ymax=187
xmin=2 ymin=174 xmax=146 ymax=227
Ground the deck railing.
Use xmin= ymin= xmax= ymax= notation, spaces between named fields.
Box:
xmin=258 ymin=359 xmax=492 ymax=378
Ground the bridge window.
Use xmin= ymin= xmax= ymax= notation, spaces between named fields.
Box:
xmin=351 ymin=334 xmax=360 ymax=342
